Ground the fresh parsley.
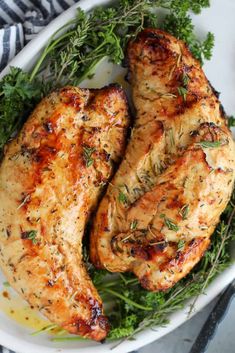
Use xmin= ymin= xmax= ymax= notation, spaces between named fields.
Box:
xmin=161 ymin=1 xmax=214 ymax=64
xmin=0 ymin=1 xmax=216 ymax=155
xmin=77 ymin=187 xmax=235 ymax=342
xmin=228 ymin=115 xmax=235 ymax=128
xmin=3 ymin=281 xmax=10 ymax=287
xmin=0 ymin=67 xmax=42 ymax=154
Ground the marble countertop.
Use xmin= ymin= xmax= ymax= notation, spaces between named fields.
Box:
xmin=138 ymin=296 xmax=235 ymax=353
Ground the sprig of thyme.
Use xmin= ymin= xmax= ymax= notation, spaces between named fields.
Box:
xmin=29 ymin=0 xmax=214 ymax=86
xmin=30 ymin=0 xmax=158 ymax=85
xmin=228 ymin=115 xmax=235 ymax=128
xmin=188 ymin=197 xmax=235 ymax=316
xmin=0 ymin=0 xmax=215 ymax=155
xmin=0 ymin=68 xmax=42 ymax=153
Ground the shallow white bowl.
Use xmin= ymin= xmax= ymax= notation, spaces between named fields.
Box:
xmin=0 ymin=0 xmax=235 ymax=352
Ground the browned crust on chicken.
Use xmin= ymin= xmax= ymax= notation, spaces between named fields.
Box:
xmin=90 ymin=29 xmax=235 ymax=291
xmin=0 ymin=85 xmax=129 ymax=340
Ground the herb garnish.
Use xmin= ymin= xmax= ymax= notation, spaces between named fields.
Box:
xmin=118 ymin=191 xmax=128 ymax=205
xmin=177 ymin=239 xmax=185 ymax=251
xmin=21 ymin=230 xmax=38 ymax=245
xmin=228 ymin=115 xmax=235 ymax=128
xmin=130 ymin=219 xmax=138 ymax=230
xmin=31 ymin=324 xmax=59 ymax=336
xmin=0 ymin=1 xmax=215 ymax=156
xmin=179 ymin=204 xmax=189 ymax=220
xmin=177 ymin=72 xmax=190 ymax=101
xmin=3 ymin=281 xmax=10 ymax=287
xmin=160 ymin=214 xmax=180 ymax=232
xmin=197 ymin=140 xmax=221 ymax=148
xmin=29 ymin=0 xmax=214 ymax=85
xmin=177 ymin=86 xmax=188 ymax=101
xmin=82 ymin=146 xmax=95 ymax=167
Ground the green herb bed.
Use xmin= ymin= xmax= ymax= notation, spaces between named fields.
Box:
xmin=0 ymin=0 xmax=235 ymax=343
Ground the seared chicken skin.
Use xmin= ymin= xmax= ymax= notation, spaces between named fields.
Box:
xmin=90 ymin=29 xmax=235 ymax=291
xmin=0 ymin=85 xmax=129 ymax=340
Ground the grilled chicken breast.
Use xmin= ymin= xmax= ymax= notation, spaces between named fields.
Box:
xmin=0 ymin=85 xmax=129 ymax=340
xmin=90 ymin=29 xmax=235 ymax=291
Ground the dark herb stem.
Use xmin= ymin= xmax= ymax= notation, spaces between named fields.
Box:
xmin=102 ymin=288 xmax=153 ymax=311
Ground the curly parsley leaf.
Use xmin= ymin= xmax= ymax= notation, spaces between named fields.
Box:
xmin=0 ymin=67 xmax=42 ymax=152
xmin=228 ymin=115 xmax=235 ymax=128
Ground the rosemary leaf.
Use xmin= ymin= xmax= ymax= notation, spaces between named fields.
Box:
xmin=21 ymin=230 xmax=38 ymax=244
xmin=82 ymin=146 xmax=95 ymax=167
xmin=177 ymin=86 xmax=188 ymax=101
xmin=130 ymin=219 xmax=138 ymax=230
xmin=197 ymin=140 xmax=221 ymax=148
xmin=161 ymin=214 xmax=179 ymax=232
xmin=177 ymin=239 xmax=185 ymax=251
xmin=118 ymin=191 xmax=128 ymax=204
xmin=179 ymin=204 xmax=190 ymax=220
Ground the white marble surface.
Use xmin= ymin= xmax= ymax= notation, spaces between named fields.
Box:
xmin=138 ymin=296 xmax=235 ymax=353
xmin=206 ymin=298 xmax=235 ymax=353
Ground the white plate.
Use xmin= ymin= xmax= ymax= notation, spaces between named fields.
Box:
xmin=0 ymin=0 xmax=235 ymax=352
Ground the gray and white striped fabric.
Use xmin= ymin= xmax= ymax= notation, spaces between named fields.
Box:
xmin=0 ymin=1 xmax=80 ymax=352
xmin=0 ymin=0 xmax=79 ymax=71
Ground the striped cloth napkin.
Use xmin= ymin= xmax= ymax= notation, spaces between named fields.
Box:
xmin=0 ymin=0 xmax=79 ymax=71
xmin=0 ymin=1 xmax=79 ymax=352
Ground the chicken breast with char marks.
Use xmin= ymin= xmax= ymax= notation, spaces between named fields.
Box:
xmin=0 ymin=85 xmax=129 ymax=340
xmin=90 ymin=29 xmax=235 ymax=291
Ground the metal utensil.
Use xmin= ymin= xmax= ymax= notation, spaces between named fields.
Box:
xmin=189 ymin=280 xmax=235 ymax=353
